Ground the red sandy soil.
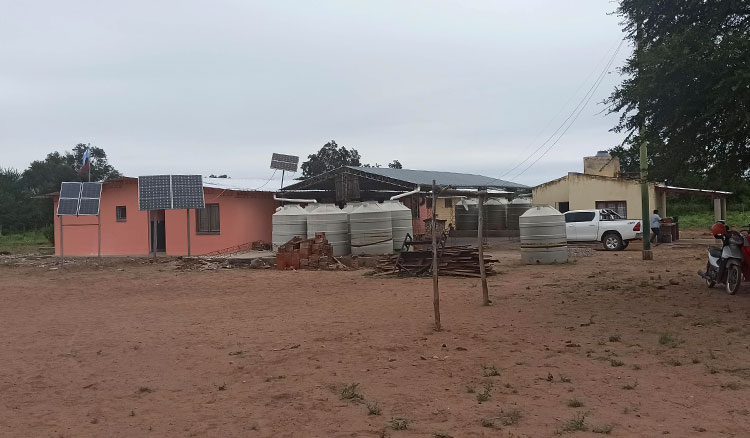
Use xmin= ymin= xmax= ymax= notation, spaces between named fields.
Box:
xmin=1 ymin=240 xmax=750 ymax=437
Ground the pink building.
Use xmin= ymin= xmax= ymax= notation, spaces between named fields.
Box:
xmin=53 ymin=177 xmax=279 ymax=256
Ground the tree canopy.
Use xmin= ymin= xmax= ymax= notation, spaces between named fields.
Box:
xmin=300 ymin=140 xmax=403 ymax=177
xmin=608 ymin=0 xmax=750 ymax=191
xmin=0 ymin=144 xmax=121 ymax=234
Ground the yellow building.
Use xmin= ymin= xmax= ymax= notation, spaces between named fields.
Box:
xmin=532 ymin=152 xmax=729 ymax=220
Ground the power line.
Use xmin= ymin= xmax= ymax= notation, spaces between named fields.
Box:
xmin=509 ymin=38 xmax=625 ymax=182
xmin=252 ymin=169 xmax=278 ymax=191
xmin=498 ymin=38 xmax=624 ymax=180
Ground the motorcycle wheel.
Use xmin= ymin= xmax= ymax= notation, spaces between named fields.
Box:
xmin=726 ymin=264 xmax=741 ymax=295
xmin=705 ymin=263 xmax=716 ymax=288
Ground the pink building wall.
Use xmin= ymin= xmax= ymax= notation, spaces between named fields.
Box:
xmin=54 ymin=178 xmax=277 ymax=256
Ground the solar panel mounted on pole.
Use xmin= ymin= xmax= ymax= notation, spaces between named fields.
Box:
xmin=137 ymin=174 xmax=205 ymax=257
xmin=270 ymin=153 xmax=299 ymax=189
xmin=56 ymin=181 xmax=103 ymax=265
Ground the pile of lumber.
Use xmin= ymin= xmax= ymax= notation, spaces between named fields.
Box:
xmin=376 ymin=245 xmax=497 ymax=277
xmin=276 ymin=233 xmax=335 ymax=270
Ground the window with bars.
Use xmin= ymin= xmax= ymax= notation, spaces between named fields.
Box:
xmin=116 ymin=206 xmax=127 ymax=222
xmin=196 ymin=204 xmax=220 ymax=234
xmin=595 ymin=201 xmax=627 ymax=219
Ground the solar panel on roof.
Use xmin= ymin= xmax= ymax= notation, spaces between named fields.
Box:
xmin=271 ymin=153 xmax=299 ymax=172
xmin=171 ymin=174 xmax=205 ymax=209
xmin=138 ymin=175 xmax=172 ymax=210
xmin=81 ymin=182 xmax=102 ymax=199
xmin=57 ymin=198 xmax=80 ymax=216
xmin=78 ymin=198 xmax=100 ymax=215
xmin=60 ymin=182 xmax=82 ymax=199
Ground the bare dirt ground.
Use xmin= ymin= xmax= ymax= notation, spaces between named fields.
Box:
xmin=2 ymin=237 xmax=750 ymax=437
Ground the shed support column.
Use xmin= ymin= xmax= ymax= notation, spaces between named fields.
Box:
xmin=659 ymin=192 xmax=667 ymax=218
xmin=714 ymin=198 xmax=722 ymax=222
xmin=721 ymin=198 xmax=727 ymax=221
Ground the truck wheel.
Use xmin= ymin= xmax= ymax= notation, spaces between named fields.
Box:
xmin=603 ymin=233 xmax=624 ymax=251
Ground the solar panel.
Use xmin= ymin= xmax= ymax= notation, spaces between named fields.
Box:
xmin=77 ymin=198 xmax=100 ymax=215
xmin=171 ymin=175 xmax=205 ymax=209
xmin=81 ymin=182 xmax=102 ymax=199
xmin=271 ymin=153 xmax=299 ymax=172
xmin=60 ymin=182 xmax=82 ymax=199
xmin=57 ymin=198 xmax=80 ymax=216
xmin=138 ymin=175 xmax=172 ymax=210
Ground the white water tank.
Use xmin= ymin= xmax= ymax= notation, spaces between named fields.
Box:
xmin=380 ymin=200 xmax=413 ymax=251
xmin=342 ymin=202 xmax=362 ymax=213
xmin=272 ymin=205 xmax=308 ymax=249
xmin=304 ymin=203 xmax=319 ymax=213
xmin=519 ymin=205 xmax=568 ymax=264
xmin=307 ymin=204 xmax=350 ymax=256
xmin=349 ymin=202 xmax=394 ymax=255
xmin=507 ymin=197 xmax=532 ymax=230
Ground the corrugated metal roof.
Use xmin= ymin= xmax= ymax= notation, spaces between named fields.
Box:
xmin=347 ymin=166 xmax=529 ymax=189
xmin=202 ymin=176 xmax=281 ymax=192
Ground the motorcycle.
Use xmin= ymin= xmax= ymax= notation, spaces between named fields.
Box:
xmin=699 ymin=221 xmax=750 ymax=295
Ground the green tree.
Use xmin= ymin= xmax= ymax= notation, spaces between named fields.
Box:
xmin=607 ymin=0 xmax=750 ymax=191
xmin=301 ymin=140 xmax=362 ymax=177
xmin=0 ymin=168 xmax=26 ymax=234
xmin=388 ymin=160 xmax=403 ymax=169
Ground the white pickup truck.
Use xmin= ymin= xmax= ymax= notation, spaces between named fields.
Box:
xmin=564 ymin=209 xmax=642 ymax=251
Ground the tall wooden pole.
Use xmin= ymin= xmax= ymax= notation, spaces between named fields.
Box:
xmin=478 ymin=192 xmax=490 ymax=305
xmin=637 ymin=21 xmax=653 ymax=261
xmin=431 ymin=180 xmax=441 ymax=331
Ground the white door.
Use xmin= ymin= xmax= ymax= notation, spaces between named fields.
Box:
xmin=576 ymin=211 xmax=598 ymax=241
xmin=564 ymin=212 xmax=577 ymax=240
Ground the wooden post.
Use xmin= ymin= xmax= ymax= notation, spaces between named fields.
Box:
xmin=151 ymin=211 xmax=157 ymax=260
xmin=59 ymin=215 xmax=64 ymax=267
xmin=186 ymin=209 xmax=191 ymax=256
xmin=478 ymin=192 xmax=490 ymax=305
xmin=97 ymin=213 xmax=101 ymax=259
xmin=431 ymin=180 xmax=441 ymax=331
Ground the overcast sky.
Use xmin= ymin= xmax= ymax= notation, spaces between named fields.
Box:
xmin=1 ymin=0 xmax=630 ymax=187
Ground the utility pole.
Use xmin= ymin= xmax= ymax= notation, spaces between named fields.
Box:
xmin=638 ymin=22 xmax=653 ymax=261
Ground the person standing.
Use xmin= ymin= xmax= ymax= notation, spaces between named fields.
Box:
xmin=650 ymin=209 xmax=662 ymax=244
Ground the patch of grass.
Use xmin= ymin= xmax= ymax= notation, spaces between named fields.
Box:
xmin=559 ymin=375 xmax=572 ymax=383
xmin=608 ymin=334 xmax=621 ymax=342
xmin=0 ymin=229 xmax=51 ymax=254
xmin=558 ymin=413 xmax=587 ymax=433
xmin=367 ymin=401 xmax=382 ymax=416
xmin=659 ymin=333 xmax=679 ymax=347
xmin=498 ymin=408 xmax=522 ymax=426
xmin=388 ymin=417 xmax=411 ymax=430
xmin=632 ymin=364 xmax=642 ymax=370
xmin=218 ymin=382 xmax=227 ymax=391
xmin=567 ymin=399 xmax=584 ymax=408
xmin=721 ymin=381 xmax=742 ymax=391
xmin=665 ymin=358 xmax=682 ymax=367
xmin=137 ymin=386 xmax=154 ymax=394
xmin=432 ymin=433 xmax=453 ymax=438
xmin=610 ymin=359 xmax=624 ymax=367
xmin=480 ymin=417 xmax=495 ymax=428
xmin=481 ymin=364 xmax=500 ymax=377
xmin=692 ymin=358 xmax=701 ymax=364
xmin=593 ymin=424 xmax=614 ymax=434
xmin=692 ymin=426 xmax=707 ymax=432
xmin=265 ymin=375 xmax=286 ymax=382
xmin=338 ymin=383 xmax=365 ymax=403
xmin=476 ymin=382 xmax=493 ymax=403
xmin=671 ymin=312 xmax=684 ymax=317
xmin=465 ymin=385 xmax=475 ymax=393
xmin=622 ymin=381 xmax=638 ymax=390
xmin=546 ymin=372 xmax=554 ymax=382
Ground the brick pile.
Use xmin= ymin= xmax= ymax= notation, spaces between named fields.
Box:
xmin=276 ymin=233 xmax=334 ymax=270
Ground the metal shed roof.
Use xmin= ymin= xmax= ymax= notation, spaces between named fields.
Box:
xmin=281 ymin=166 xmax=528 ymax=191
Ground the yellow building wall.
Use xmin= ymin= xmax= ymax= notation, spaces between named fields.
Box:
xmin=568 ymin=173 xmax=657 ymax=220
xmin=434 ymin=196 xmax=463 ymax=228
xmin=531 ymin=176 xmax=570 ymax=210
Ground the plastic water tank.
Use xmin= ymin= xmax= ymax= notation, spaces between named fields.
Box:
xmin=519 ymin=206 xmax=568 ymax=264
xmin=272 ymin=205 xmax=308 ymax=249
xmin=342 ymin=202 xmax=362 ymax=213
xmin=454 ymin=198 xmax=479 ymax=231
xmin=307 ymin=204 xmax=350 ymax=256
xmin=380 ymin=200 xmax=414 ymax=251
xmin=484 ymin=198 xmax=508 ymax=231
xmin=304 ymin=203 xmax=320 ymax=213
xmin=349 ymin=202 xmax=394 ymax=255
xmin=506 ymin=198 xmax=532 ymax=230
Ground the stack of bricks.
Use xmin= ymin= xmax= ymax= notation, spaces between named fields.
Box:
xmin=276 ymin=232 xmax=334 ymax=270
